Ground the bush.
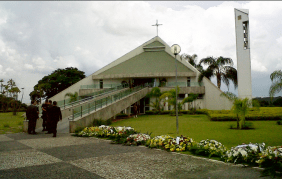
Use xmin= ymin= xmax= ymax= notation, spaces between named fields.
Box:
xmin=115 ymin=113 xmax=129 ymax=119
xmin=3 ymin=123 xmax=10 ymax=128
xmin=145 ymin=110 xmax=159 ymax=115
xmin=74 ymin=126 xmax=85 ymax=134
xmin=92 ymin=119 xmax=112 ymax=126
xmin=241 ymin=121 xmax=254 ymax=129
xmin=277 ymin=120 xmax=282 ymax=125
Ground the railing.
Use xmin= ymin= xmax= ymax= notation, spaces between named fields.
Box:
xmin=57 ymin=84 xmax=129 ymax=109
xmin=71 ymin=83 xmax=152 ymax=120
xmin=165 ymin=82 xmax=203 ymax=87
xmin=80 ymin=83 xmax=121 ymax=89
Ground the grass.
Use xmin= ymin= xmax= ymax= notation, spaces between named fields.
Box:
xmin=111 ymin=114 xmax=282 ymax=149
xmin=0 ymin=112 xmax=25 ymax=134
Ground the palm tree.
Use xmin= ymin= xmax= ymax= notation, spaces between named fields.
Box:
xmin=269 ymin=70 xmax=282 ymax=98
xmin=180 ymin=54 xmax=203 ymax=72
xmin=65 ymin=92 xmax=79 ymax=103
xmin=146 ymin=87 xmax=163 ymax=113
xmin=199 ymin=56 xmax=238 ymax=89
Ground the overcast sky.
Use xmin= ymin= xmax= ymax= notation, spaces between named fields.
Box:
xmin=0 ymin=1 xmax=282 ymax=104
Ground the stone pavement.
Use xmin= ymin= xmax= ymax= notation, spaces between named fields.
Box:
xmin=0 ymin=132 xmax=271 ymax=179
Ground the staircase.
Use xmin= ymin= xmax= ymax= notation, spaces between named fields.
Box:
xmin=68 ymin=85 xmax=151 ymax=133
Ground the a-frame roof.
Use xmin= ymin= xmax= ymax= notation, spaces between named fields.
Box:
xmin=92 ymin=36 xmax=199 ymax=79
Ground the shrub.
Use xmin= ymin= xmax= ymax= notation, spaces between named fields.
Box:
xmin=241 ymin=121 xmax=254 ymax=129
xmin=115 ymin=113 xmax=129 ymax=119
xmin=277 ymin=120 xmax=282 ymax=125
xmin=145 ymin=110 xmax=158 ymax=115
xmin=3 ymin=123 xmax=10 ymax=128
xmin=74 ymin=126 xmax=85 ymax=134
xmin=92 ymin=119 xmax=112 ymax=126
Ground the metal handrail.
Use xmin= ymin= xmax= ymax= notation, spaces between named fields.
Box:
xmin=59 ymin=84 xmax=129 ymax=109
xmin=71 ymin=83 xmax=153 ymax=120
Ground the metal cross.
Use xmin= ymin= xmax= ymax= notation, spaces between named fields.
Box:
xmin=152 ymin=20 xmax=162 ymax=36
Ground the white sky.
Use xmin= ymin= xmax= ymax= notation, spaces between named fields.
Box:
xmin=0 ymin=1 xmax=282 ymax=103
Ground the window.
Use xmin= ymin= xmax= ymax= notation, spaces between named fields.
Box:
xmin=187 ymin=77 xmax=191 ymax=87
xmin=99 ymin=79 xmax=103 ymax=89
xmin=243 ymin=21 xmax=249 ymax=49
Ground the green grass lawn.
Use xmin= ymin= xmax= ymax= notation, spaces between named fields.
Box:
xmin=111 ymin=114 xmax=282 ymax=149
xmin=0 ymin=112 xmax=25 ymax=134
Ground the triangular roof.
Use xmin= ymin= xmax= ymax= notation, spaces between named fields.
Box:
xmin=92 ymin=36 xmax=200 ymax=79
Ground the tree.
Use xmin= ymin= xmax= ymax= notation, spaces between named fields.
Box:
xmin=199 ymin=56 xmax=238 ymax=89
xmin=269 ymin=70 xmax=282 ymax=99
xmin=180 ymin=54 xmax=203 ymax=72
xmin=220 ymin=92 xmax=259 ymax=129
xmin=160 ymin=87 xmax=179 ymax=113
xmin=146 ymin=87 xmax=163 ymax=113
xmin=181 ymin=93 xmax=198 ymax=113
xmin=30 ymin=67 xmax=85 ymax=100
xmin=273 ymin=97 xmax=282 ymax=107
xmin=65 ymin=92 xmax=79 ymax=103
xmin=0 ymin=79 xmax=3 ymax=94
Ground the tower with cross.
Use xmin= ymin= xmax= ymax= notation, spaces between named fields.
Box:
xmin=152 ymin=20 xmax=162 ymax=36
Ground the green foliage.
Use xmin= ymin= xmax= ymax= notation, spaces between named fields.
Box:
xmin=241 ymin=121 xmax=254 ymax=129
xmin=74 ymin=126 xmax=86 ymax=134
xmin=29 ymin=67 xmax=85 ymax=100
xmin=115 ymin=113 xmax=129 ymax=119
xmin=92 ymin=119 xmax=112 ymax=126
xmin=3 ymin=123 xmax=9 ymax=128
xmin=64 ymin=92 xmax=78 ymax=103
xmin=273 ymin=97 xmax=282 ymax=107
xmin=277 ymin=120 xmax=282 ymax=125
xmin=232 ymin=98 xmax=252 ymax=129
xmin=199 ymin=56 xmax=238 ymax=89
xmin=269 ymin=69 xmax=282 ymax=98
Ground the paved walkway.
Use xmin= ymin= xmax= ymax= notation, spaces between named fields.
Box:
xmin=0 ymin=132 xmax=270 ymax=179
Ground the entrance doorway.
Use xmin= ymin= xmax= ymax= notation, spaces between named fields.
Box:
xmin=132 ymin=78 xmax=154 ymax=87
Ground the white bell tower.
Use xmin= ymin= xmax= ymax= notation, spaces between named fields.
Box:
xmin=235 ymin=8 xmax=252 ymax=100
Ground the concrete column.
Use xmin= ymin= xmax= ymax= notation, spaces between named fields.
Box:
xmin=185 ymin=94 xmax=188 ymax=110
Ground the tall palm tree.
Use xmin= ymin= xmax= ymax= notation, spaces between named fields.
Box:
xmin=199 ymin=56 xmax=238 ymax=89
xmin=180 ymin=54 xmax=203 ymax=72
xmin=269 ymin=70 xmax=282 ymax=98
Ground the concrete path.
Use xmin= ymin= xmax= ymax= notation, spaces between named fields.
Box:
xmin=0 ymin=132 xmax=270 ymax=179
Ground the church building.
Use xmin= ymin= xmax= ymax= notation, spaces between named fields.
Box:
xmin=50 ymin=36 xmax=233 ymax=114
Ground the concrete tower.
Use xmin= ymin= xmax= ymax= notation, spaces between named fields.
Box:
xmin=235 ymin=8 xmax=252 ymax=100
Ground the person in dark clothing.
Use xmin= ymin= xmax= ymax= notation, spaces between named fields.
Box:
xmin=26 ymin=100 xmax=39 ymax=134
xmin=41 ymin=99 xmax=49 ymax=131
xmin=133 ymin=103 xmax=138 ymax=118
xmin=49 ymin=101 xmax=62 ymax=137
xmin=46 ymin=100 xmax=53 ymax=134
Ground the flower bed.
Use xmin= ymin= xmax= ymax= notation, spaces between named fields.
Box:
xmin=191 ymin=139 xmax=227 ymax=158
xmin=75 ymin=125 xmax=282 ymax=177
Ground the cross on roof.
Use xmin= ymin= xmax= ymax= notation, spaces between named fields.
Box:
xmin=152 ymin=20 xmax=162 ymax=36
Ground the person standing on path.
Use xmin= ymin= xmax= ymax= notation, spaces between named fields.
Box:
xmin=26 ymin=100 xmax=39 ymax=134
xmin=49 ymin=101 xmax=62 ymax=137
xmin=45 ymin=100 xmax=53 ymax=134
xmin=133 ymin=103 xmax=138 ymax=118
xmin=41 ymin=99 xmax=48 ymax=131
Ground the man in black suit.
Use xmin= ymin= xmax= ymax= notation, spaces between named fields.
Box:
xmin=49 ymin=101 xmax=62 ymax=137
xmin=26 ymin=100 xmax=39 ymax=134
xmin=45 ymin=100 xmax=53 ymax=134
xmin=41 ymin=99 xmax=48 ymax=131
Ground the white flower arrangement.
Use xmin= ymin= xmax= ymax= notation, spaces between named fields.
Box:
xmin=224 ymin=143 xmax=265 ymax=164
xmin=194 ymin=139 xmax=227 ymax=157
